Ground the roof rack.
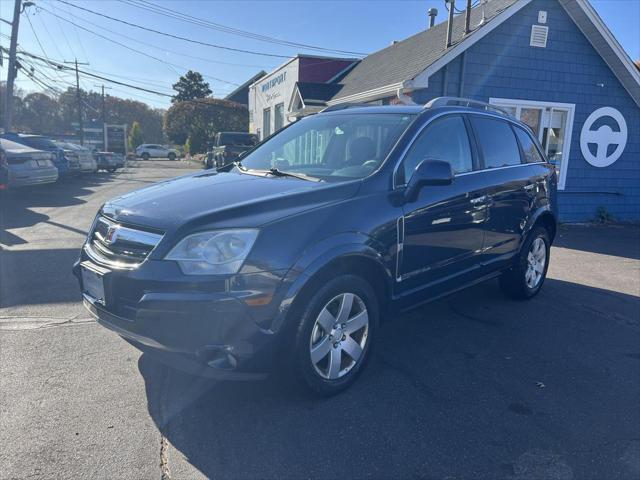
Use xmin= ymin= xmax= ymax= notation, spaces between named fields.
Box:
xmin=424 ymin=97 xmax=512 ymax=116
xmin=321 ymin=103 xmax=376 ymax=113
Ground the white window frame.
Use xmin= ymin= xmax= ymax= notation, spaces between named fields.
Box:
xmin=490 ymin=98 xmax=575 ymax=190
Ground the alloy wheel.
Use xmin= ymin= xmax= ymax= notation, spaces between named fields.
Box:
xmin=525 ymin=237 xmax=547 ymax=289
xmin=309 ymin=293 xmax=369 ymax=380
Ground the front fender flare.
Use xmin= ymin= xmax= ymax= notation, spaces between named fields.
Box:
xmin=269 ymin=232 xmax=393 ymax=333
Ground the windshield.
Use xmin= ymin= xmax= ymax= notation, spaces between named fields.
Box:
xmin=240 ymin=113 xmax=415 ymax=181
xmin=21 ymin=136 xmax=57 ymax=150
xmin=219 ymin=133 xmax=258 ymax=146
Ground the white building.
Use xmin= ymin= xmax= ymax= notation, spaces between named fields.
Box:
xmin=248 ymin=55 xmax=358 ymax=139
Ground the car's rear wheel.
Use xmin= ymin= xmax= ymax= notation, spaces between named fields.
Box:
xmin=168 ymin=152 xmax=176 ymax=161
xmin=141 ymin=152 xmax=150 ymax=161
xmin=499 ymin=226 xmax=550 ymax=299
xmin=290 ymin=275 xmax=378 ymax=396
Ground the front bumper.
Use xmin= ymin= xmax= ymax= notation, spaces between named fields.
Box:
xmin=73 ymin=252 xmax=289 ymax=379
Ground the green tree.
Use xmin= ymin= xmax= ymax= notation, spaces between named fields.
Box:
xmin=128 ymin=121 xmax=144 ymax=150
xmin=164 ymin=98 xmax=248 ymax=154
xmin=171 ymin=71 xmax=212 ymax=103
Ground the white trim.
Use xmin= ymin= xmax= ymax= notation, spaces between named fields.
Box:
xmin=410 ymin=0 xmax=533 ymax=89
xmin=326 ymin=82 xmax=404 ymax=105
xmin=288 ymin=84 xmax=305 ymax=112
xmin=490 ymin=97 xmax=576 ymax=190
xmin=561 ymin=0 xmax=640 ymax=106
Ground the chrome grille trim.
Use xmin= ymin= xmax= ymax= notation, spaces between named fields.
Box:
xmin=86 ymin=215 xmax=163 ymax=267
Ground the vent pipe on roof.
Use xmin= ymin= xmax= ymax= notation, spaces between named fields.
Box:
xmin=428 ymin=8 xmax=438 ymax=28
xmin=445 ymin=0 xmax=455 ymax=48
xmin=464 ymin=0 xmax=472 ymax=34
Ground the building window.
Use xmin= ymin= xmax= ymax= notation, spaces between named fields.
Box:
xmin=490 ymin=98 xmax=576 ymax=190
xmin=274 ymin=103 xmax=285 ymax=132
xmin=263 ymin=108 xmax=271 ymax=139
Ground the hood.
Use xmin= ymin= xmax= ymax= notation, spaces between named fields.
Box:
xmin=101 ymin=170 xmax=360 ymax=232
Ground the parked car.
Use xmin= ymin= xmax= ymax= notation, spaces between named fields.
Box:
xmin=206 ymin=132 xmax=259 ymax=168
xmin=135 ymin=144 xmax=179 ymax=161
xmin=56 ymin=141 xmax=98 ymax=173
xmin=93 ymin=151 xmax=123 ymax=173
xmin=74 ymin=98 xmax=557 ymax=396
xmin=0 ymin=138 xmax=59 ymax=188
xmin=0 ymin=133 xmax=69 ymax=178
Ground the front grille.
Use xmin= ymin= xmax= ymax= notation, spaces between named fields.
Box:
xmin=86 ymin=215 xmax=163 ymax=267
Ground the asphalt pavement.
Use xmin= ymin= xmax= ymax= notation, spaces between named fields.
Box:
xmin=1 ymin=160 xmax=639 ymax=480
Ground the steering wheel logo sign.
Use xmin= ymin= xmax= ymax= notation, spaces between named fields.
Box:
xmin=580 ymin=107 xmax=627 ymax=167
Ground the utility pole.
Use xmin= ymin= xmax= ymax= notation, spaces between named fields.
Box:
xmin=64 ymin=58 xmax=89 ymax=145
xmin=94 ymin=84 xmax=112 ymax=126
xmin=2 ymin=1 xmax=34 ymax=132
xmin=94 ymin=84 xmax=112 ymax=150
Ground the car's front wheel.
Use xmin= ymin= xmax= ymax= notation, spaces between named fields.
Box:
xmin=291 ymin=275 xmax=378 ymax=396
xmin=499 ymin=226 xmax=550 ymax=299
xmin=168 ymin=152 xmax=176 ymax=161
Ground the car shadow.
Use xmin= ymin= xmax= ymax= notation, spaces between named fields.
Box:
xmin=0 ymin=175 xmax=117 ymax=246
xmin=555 ymin=224 xmax=640 ymax=260
xmin=138 ymin=278 xmax=640 ymax=479
xmin=0 ymin=247 xmax=82 ymax=307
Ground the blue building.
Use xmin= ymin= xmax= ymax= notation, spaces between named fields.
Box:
xmin=285 ymin=0 xmax=640 ymax=222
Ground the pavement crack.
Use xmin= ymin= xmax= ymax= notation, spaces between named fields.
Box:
xmin=159 ymin=366 xmax=172 ymax=480
xmin=0 ymin=316 xmax=95 ymax=331
xmin=160 ymin=435 xmax=171 ymax=480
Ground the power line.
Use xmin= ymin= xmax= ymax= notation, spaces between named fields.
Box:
xmin=23 ymin=11 xmax=69 ymax=86
xmin=55 ymin=0 xmax=298 ymax=59
xmin=120 ymin=0 xmax=367 ymax=57
xmin=5 ymin=46 xmax=174 ymax=97
xmin=36 ymin=6 xmax=241 ymax=87
xmin=38 ymin=4 xmax=275 ymax=72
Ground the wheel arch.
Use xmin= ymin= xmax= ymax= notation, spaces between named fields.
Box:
xmin=526 ymin=206 xmax=557 ymax=243
xmin=271 ymin=241 xmax=393 ymax=334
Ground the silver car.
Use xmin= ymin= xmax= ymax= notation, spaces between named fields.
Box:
xmin=57 ymin=142 xmax=98 ymax=173
xmin=0 ymin=138 xmax=59 ymax=187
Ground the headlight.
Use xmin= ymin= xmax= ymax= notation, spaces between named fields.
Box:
xmin=165 ymin=229 xmax=258 ymax=275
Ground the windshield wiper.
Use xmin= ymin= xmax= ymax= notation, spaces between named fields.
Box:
xmin=266 ymin=168 xmax=322 ymax=182
xmin=216 ymin=160 xmax=245 ymax=172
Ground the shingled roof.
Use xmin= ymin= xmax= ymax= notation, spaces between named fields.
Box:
xmin=332 ymin=0 xmax=520 ymax=101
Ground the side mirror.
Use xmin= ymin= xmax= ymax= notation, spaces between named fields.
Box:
xmin=405 ymin=159 xmax=453 ymax=202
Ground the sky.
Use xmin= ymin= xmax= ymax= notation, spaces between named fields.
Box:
xmin=1 ymin=0 xmax=639 ymax=110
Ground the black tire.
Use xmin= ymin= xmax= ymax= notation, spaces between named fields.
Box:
xmin=499 ymin=226 xmax=551 ymax=300
xmin=168 ymin=153 xmax=176 ymax=161
xmin=106 ymin=167 xmax=117 ymax=173
xmin=289 ymin=274 xmax=379 ymax=396
xmin=141 ymin=152 xmax=150 ymax=161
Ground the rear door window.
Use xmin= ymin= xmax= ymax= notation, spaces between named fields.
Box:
xmin=513 ymin=126 xmax=544 ymax=164
xmin=470 ymin=116 xmax=521 ymax=169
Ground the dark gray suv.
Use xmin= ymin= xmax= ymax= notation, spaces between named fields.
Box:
xmin=74 ymin=97 xmax=557 ymax=396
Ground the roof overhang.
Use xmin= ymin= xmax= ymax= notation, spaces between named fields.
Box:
xmin=326 ymin=82 xmax=405 ymax=106
xmin=328 ymin=0 xmax=640 ymax=108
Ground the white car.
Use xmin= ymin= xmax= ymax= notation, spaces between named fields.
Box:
xmin=135 ymin=144 xmax=179 ymax=161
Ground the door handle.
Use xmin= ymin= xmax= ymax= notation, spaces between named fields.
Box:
xmin=470 ymin=195 xmax=487 ymax=205
xmin=523 ymin=183 xmax=536 ymax=191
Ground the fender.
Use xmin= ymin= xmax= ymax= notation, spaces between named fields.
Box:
xmin=268 ymin=232 xmax=394 ymax=333
xmin=521 ymin=204 xmax=557 ymax=250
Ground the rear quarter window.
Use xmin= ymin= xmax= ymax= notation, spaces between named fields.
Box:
xmin=513 ymin=126 xmax=544 ymax=163
xmin=470 ymin=116 xmax=521 ymax=169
